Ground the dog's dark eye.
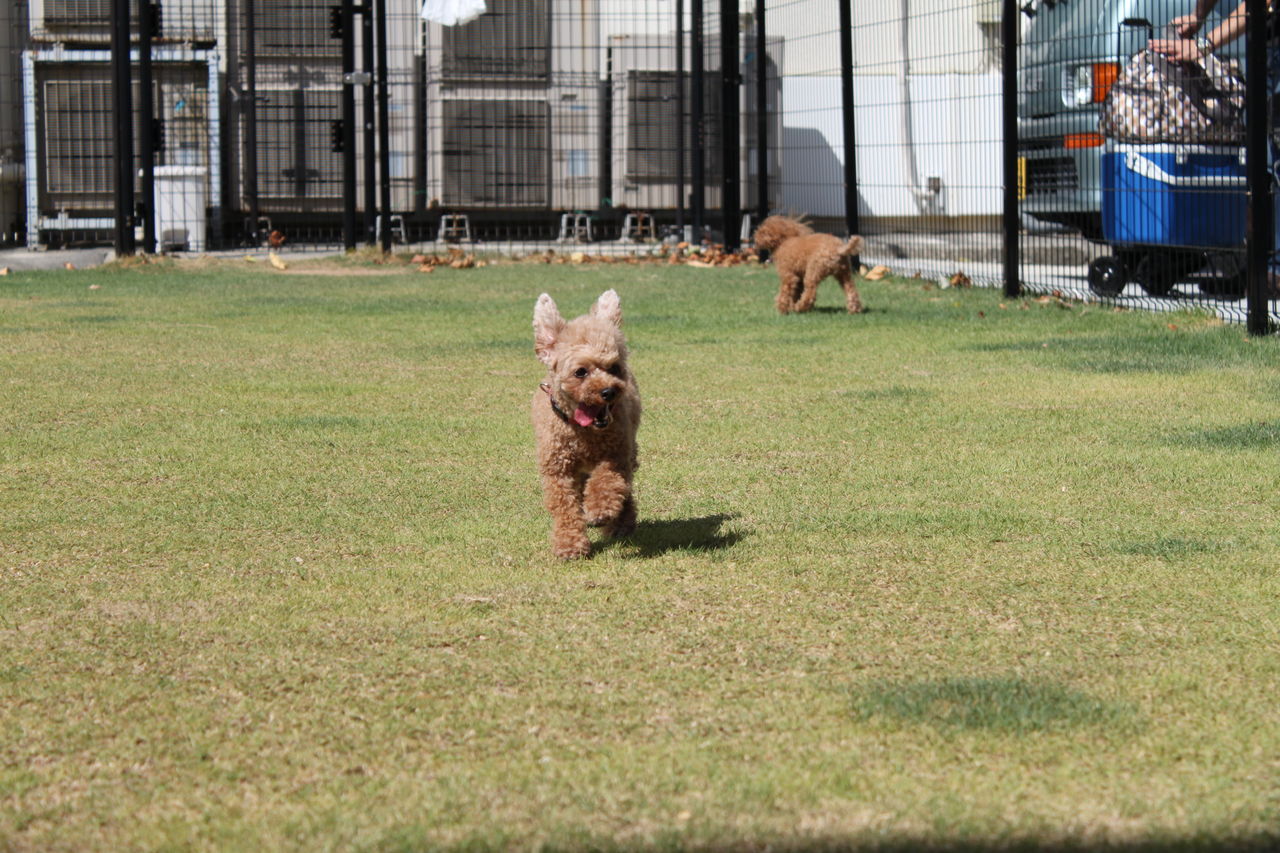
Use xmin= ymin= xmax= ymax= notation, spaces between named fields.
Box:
xmin=573 ymin=367 xmax=589 ymax=379
xmin=606 ymin=363 xmax=623 ymax=377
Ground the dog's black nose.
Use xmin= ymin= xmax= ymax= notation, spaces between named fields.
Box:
xmin=600 ymin=386 xmax=617 ymax=401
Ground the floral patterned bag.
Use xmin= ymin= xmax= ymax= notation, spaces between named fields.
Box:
xmin=1099 ymin=49 xmax=1246 ymax=144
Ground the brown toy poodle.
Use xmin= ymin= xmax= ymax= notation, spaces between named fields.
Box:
xmin=531 ymin=290 xmax=641 ymax=559
xmin=752 ymin=214 xmax=866 ymax=315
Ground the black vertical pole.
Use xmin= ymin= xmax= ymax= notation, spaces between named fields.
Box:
xmin=341 ymin=0 xmax=358 ymax=250
xmin=111 ymin=0 xmax=136 ymax=256
xmin=691 ymin=0 xmax=705 ymax=240
xmin=838 ymin=0 xmax=858 ymax=240
xmin=720 ymin=0 xmax=740 ymax=250
xmin=1001 ymin=0 xmax=1020 ymax=298
xmin=362 ymin=1 xmax=376 ymax=245
xmin=245 ymin=0 xmax=260 ymax=246
xmin=293 ymin=89 xmax=307 ymax=198
xmin=138 ymin=0 xmax=155 ymax=253
xmin=754 ymin=0 xmax=768 ymax=227
xmin=376 ymin=0 xmax=392 ymax=253
xmin=1246 ymin=0 xmax=1272 ymax=334
xmin=599 ymin=49 xmax=612 ymax=212
xmin=675 ymin=0 xmax=686 ymax=233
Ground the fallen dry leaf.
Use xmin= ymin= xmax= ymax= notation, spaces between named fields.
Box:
xmin=0 ymin=267 xmax=9 ymax=276
xmin=863 ymin=265 xmax=890 ymax=281
xmin=64 ymin=262 xmax=76 ymax=271
xmin=268 ymin=252 xmax=287 ymax=270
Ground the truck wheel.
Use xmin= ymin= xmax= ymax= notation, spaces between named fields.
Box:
xmin=1087 ymin=256 xmax=1127 ymax=297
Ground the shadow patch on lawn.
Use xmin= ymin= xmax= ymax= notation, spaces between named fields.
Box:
xmin=837 ymin=385 xmax=933 ymax=403
xmin=1182 ymin=420 xmax=1280 ymax=450
xmin=850 ymin=676 xmax=1139 ymax=734
xmin=245 ymin=415 xmax=368 ymax=432
xmin=67 ymin=314 xmax=125 ymax=326
xmin=966 ymin=330 xmax=1248 ymax=375
xmin=626 ymin=513 xmax=744 ymax=557
xmin=378 ymin=825 xmax=1280 ymax=852
xmin=1114 ymin=536 xmax=1223 ymax=559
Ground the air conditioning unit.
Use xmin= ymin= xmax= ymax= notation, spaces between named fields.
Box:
xmin=244 ymin=0 xmax=341 ymax=59
xmin=424 ymin=0 xmax=601 ymax=212
xmin=29 ymin=0 xmax=220 ymax=44
xmin=34 ymin=60 xmax=211 ymax=211
xmin=245 ymin=81 xmax=346 ymax=211
xmin=609 ymin=32 xmax=782 ymax=213
xmin=232 ymin=0 xmax=420 ymax=217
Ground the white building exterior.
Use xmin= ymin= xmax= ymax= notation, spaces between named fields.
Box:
xmin=768 ymin=0 xmax=1004 ymax=221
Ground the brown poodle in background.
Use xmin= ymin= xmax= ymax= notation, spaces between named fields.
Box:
xmin=532 ymin=290 xmax=641 ymax=560
xmin=752 ymin=215 xmax=866 ymax=315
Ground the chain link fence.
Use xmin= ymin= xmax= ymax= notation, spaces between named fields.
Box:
xmin=1 ymin=0 xmax=1276 ymax=331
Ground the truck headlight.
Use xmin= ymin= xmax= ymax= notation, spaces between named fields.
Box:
xmin=1062 ymin=62 xmax=1119 ymax=107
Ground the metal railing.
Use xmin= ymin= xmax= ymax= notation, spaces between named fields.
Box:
xmin=0 ymin=0 xmax=1275 ymax=333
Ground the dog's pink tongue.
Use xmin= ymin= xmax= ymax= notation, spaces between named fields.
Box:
xmin=573 ymin=406 xmax=597 ymax=427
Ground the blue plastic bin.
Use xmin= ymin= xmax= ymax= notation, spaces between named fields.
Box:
xmin=1101 ymin=143 xmax=1246 ymax=247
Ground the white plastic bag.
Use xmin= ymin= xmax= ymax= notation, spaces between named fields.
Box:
xmin=420 ymin=0 xmax=486 ymax=26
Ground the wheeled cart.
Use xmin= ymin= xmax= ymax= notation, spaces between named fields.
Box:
xmin=1087 ymin=143 xmax=1248 ymax=298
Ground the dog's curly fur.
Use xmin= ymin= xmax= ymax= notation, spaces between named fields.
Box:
xmin=531 ymin=290 xmax=641 ymax=559
xmin=752 ymin=215 xmax=866 ymax=315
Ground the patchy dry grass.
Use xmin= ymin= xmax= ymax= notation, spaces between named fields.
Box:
xmin=2 ymin=256 xmax=1279 ymax=851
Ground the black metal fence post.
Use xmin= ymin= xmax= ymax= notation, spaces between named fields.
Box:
xmin=1246 ymin=0 xmax=1272 ymax=334
xmin=720 ymin=0 xmax=741 ymax=250
xmin=244 ymin=0 xmax=260 ymax=246
xmin=362 ymin=1 xmax=377 ymax=245
xmin=1001 ymin=0 xmax=1020 ymax=298
xmin=691 ymin=0 xmax=705 ymax=241
xmin=755 ymin=0 xmax=768 ymax=229
xmin=341 ymin=0 xmax=358 ymax=251
xmin=377 ymin=0 xmax=392 ymax=253
xmin=838 ymin=0 xmax=858 ymax=241
xmin=111 ymin=0 xmax=136 ymax=256
xmin=138 ymin=0 xmax=155 ymax=254
xmin=676 ymin=0 xmax=686 ymax=234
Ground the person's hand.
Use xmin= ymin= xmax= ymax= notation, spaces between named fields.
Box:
xmin=1149 ymin=37 xmax=1201 ymax=62
xmin=1170 ymin=13 xmax=1205 ymax=37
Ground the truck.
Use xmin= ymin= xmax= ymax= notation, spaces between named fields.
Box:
xmin=1016 ymin=0 xmax=1241 ymax=238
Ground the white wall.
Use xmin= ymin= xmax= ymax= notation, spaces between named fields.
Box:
xmin=779 ymin=73 xmax=1003 ymax=218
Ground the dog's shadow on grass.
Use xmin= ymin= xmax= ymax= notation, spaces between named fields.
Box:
xmin=810 ymin=306 xmax=875 ymax=315
xmin=620 ymin=513 xmax=745 ymax=558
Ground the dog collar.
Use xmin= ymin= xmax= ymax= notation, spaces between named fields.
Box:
xmin=540 ymin=382 xmax=571 ymax=424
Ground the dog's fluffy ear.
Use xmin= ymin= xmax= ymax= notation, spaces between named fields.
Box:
xmin=533 ymin=293 xmax=564 ymax=366
xmin=590 ymin=289 xmax=623 ymax=327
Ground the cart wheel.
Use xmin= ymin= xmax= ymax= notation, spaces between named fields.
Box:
xmin=1199 ymin=273 xmax=1246 ymax=298
xmin=1087 ymin=256 xmax=1127 ymax=297
xmin=1132 ymin=253 xmax=1194 ymax=297
xmin=1199 ymin=252 xmax=1246 ymax=298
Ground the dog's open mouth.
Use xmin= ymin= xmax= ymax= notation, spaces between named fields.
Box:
xmin=573 ymin=404 xmax=611 ymax=429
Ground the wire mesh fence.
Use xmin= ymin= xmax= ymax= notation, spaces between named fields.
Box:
xmin=0 ymin=0 xmax=1277 ymax=331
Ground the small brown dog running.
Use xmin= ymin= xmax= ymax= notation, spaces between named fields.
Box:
xmin=752 ymin=215 xmax=866 ymax=315
xmin=531 ymin=290 xmax=641 ymax=559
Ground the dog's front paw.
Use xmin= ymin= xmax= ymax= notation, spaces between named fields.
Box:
xmin=551 ymin=531 xmax=592 ymax=560
xmin=583 ymin=481 xmax=627 ymax=527
xmin=607 ymin=496 xmax=637 ymax=539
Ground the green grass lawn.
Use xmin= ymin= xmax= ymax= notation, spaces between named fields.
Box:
xmin=2 ymin=255 xmax=1279 ymax=851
